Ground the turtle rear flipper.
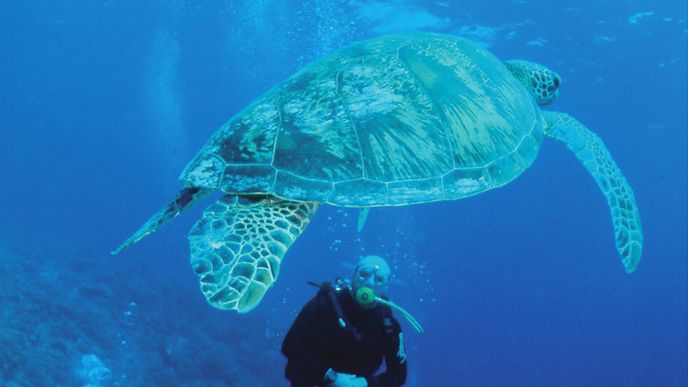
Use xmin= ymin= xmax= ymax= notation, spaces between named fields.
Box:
xmin=543 ymin=111 xmax=643 ymax=272
xmin=189 ymin=195 xmax=318 ymax=313
xmin=112 ymin=187 xmax=213 ymax=255
xmin=357 ymin=207 xmax=371 ymax=232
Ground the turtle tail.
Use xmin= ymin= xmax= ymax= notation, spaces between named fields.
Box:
xmin=112 ymin=187 xmax=213 ymax=255
xmin=542 ymin=111 xmax=643 ymax=273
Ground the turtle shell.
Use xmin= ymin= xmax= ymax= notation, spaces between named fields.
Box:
xmin=181 ymin=33 xmax=544 ymax=206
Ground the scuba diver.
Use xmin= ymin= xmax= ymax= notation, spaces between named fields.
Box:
xmin=282 ymin=255 xmax=423 ymax=387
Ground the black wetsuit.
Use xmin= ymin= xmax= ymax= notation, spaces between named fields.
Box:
xmin=282 ymin=284 xmax=407 ymax=387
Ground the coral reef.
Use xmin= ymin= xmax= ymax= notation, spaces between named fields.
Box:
xmin=0 ymin=238 xmax=284 ymax=386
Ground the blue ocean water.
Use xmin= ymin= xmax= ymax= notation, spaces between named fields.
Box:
xmin=1 ymin=0 xmax=685 ymax=386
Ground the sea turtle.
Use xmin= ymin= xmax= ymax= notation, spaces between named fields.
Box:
xmin=113 ymin=32 xmax=643 ymax=313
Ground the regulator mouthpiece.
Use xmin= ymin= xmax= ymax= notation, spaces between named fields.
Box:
xmin=355 ymin=287 xmax=377 ymax=306
xmin=355 ymin=287 xmax=424 ymax=334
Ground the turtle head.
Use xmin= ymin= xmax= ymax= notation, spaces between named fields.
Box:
xmin=504 ymin=59 xmax=561 ymax=106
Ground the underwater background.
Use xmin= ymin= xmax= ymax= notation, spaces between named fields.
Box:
xmin=1 ymin=0 xmax=686 ymax=386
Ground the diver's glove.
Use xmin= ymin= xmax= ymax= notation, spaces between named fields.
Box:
xmin=325 ymin=370 xmax=368 ymax=387
xmin=350 ymin=377 xmax=368 ymax=387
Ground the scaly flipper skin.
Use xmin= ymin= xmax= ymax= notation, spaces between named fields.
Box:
xmin=188 ymin=196 xmax=318 ymax=312
xmin=542 ymin=111 xmax=643 ymax=272
xmin=111 ymin=187 xmax=213 ymax=255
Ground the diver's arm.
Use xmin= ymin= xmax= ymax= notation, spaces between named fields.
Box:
xmin=282 ymin=296 xmax=332 ymax=386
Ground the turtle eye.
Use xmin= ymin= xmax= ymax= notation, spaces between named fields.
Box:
xmin=553 ymin=76 xmax=560 ymax=88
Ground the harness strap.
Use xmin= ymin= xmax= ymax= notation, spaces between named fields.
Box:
xmin=309 ymin=281 xmax=363 ymax=340
xmin=309 ymin=280 xmax=401 ymax=342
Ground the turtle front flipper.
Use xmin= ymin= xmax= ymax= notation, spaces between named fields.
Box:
xmin=189 ymin=195 xmax=318 ymax=313
xmin=112 ymin=187 xmax=213 ymax=255
xmin=542 ymin=111 xmax=643 ymax=272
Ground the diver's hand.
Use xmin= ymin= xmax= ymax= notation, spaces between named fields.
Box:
xmin=327 ymin=372 xmax=368 ymax=387
xmin=327 ymin=372 xmax=354 ymax=387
